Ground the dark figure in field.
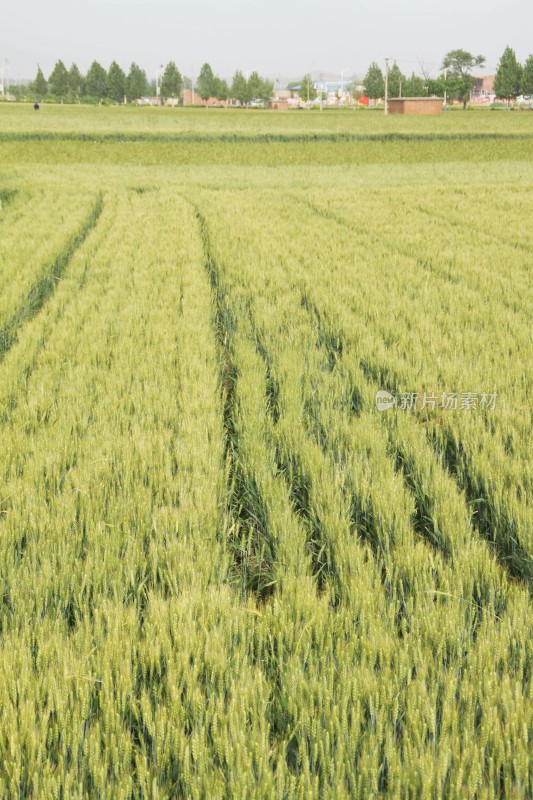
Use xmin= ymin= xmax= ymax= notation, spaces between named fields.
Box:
xmin=34 ymin=103 xmax=40 ymax=110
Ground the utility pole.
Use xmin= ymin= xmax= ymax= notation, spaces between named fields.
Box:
xmin=340 ymin=69 xmax=350 ymax=104
xmin=384 ymin=57 xmax=391 ymax=115
xmin=272 ymin=73 xmax=281 ymax=100
xmin=443 ymin=67 xmax=448 ymax=111
xmin=156 ymin=64 xmax=164 ymax=103
xmin=0 ymin=61 xmax=9 ymax=101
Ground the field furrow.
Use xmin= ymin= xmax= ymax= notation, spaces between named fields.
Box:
xmin=0 ymin=187 xmax=99 ymax=334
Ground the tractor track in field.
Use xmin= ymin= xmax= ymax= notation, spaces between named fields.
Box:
xmin=358 ymin=349 xmax=532 ymax=591
xmin=296 ymin=292 xmax=392 ymax=560
xmin=410 ymin=198 xmax=533 ymax=264
xmin=0 ymin=198 xmax=132 ymax=580
xmin=295 ymin=300 xmax=511 ymax=641
xmin=295 ymin=283 xmax=532 ymax=594
xmin=293 ymin=194 xmax=531 ymax=322
xmin=193 ymin=204 xmax=277 ymax=603
xmin=428 ymin=425 xmax=533 ymax=588
xmin=189 ymin=194 xmax=531 ymax=601
xmin=0 ymin=196 xmax=117 ymax=428
xmin=193 ymin=201 xmax=345 ymax=602
xmin=291 ymin=194 xmax=532 ymax=590
xmin=245 ymin=303 xmax=343 ymax=601
xmin=0 ymin=193 xmax=103 ymax=364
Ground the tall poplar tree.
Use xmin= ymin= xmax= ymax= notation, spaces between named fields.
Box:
xmin=494 ymin=46 xmax=522 ymax=102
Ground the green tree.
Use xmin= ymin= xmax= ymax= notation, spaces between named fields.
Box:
xmin=364 ymin=62 xmax=385 ymax=100
xmin=107 ymin=61 xmax=126 ymax=103
xmin=86 ymin=60 xmax=108 ymax=99
xmin=48 ymin=60 xmax=69 ymax=98
xmin=426 ymin=76 xmax=444 ymax=97
xmin=231 ymin=70 xmax=250 ymax=106
xmin=196 ymin=62 xmax=215 ymax=101
xmin=298 ymin=75 xmax=317 ymax=104
xmin=403 ymin=73 xmax=426 ymax=97
xmin=161 ymin=61 xmax=183 ymax=100
xmin=388 ymin=63 xmax=405 ymax=98
xmin=441 ymin=49 xmax=485 ymax=108
xmin=32 ymin=65 xmax=48 ymax=98
xmin=494 ymin=46 xmax=522 ymax=102
xmin=212 ymin=76 xmax=229 ymax=101
xmin=522 ymin=54 xmax=533 ymax=96
xmin=247 ymin=71 xmax=273 ymax=104
xmin=68 ymin=63 xmax=85 ymax=98
xmin=259 ymin=77 xmax=274 ymax=104
xmin=126 ymin=63 xmax=148 ymax=101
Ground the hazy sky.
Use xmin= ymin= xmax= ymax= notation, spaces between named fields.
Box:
xmin=3 ymin=0 xmax=532 ymax=82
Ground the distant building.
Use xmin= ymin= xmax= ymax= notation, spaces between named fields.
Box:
xmin=314 ymin=77 xmax=364 ymax=103
xmin=471 ymin=75 xmax=495 ymax=104
xmin=272 ymin=89 xmax=291 ymax=102
xmin=388 ymin=97 xmax=443 ymax=115
xmin=182 ymin=89 xmax=227 ymax=107
xmin=135 ymin=97 xmax=162 ymax=106
xmin=314 ymin=75 xmax=362 ymax=93
xmin=290 ymin=75 xmax=363 ymax=106
xmin=182 ymin=89 xmax=198 ymax=106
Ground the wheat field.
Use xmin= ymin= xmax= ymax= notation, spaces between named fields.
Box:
xmin=0 ymin=105 xmax=531 ymax=798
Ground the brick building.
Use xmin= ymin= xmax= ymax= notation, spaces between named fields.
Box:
xmin=388 ymin=97 xmax=443 ymax=115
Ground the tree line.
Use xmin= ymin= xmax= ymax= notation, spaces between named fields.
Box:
xmin=24 ymin=45 xmax=533 ymax=107
xmin=31 ymin=61 xmax=152 ymax=103
xmin=29 ymin=60 xmax=274 ymax=105
xmin=194 ymin=63 xmax=273 ymax=105
xmin=362 ymin=46 xmax=533 ymax=107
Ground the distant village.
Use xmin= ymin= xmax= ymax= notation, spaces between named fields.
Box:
xmin=0 ymin=71 xmax=508 ymax=109
xmin=2 ymin=46 xmax=532 ymax=112
xmin=181 ymin=75 xmax=500 ymax=111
